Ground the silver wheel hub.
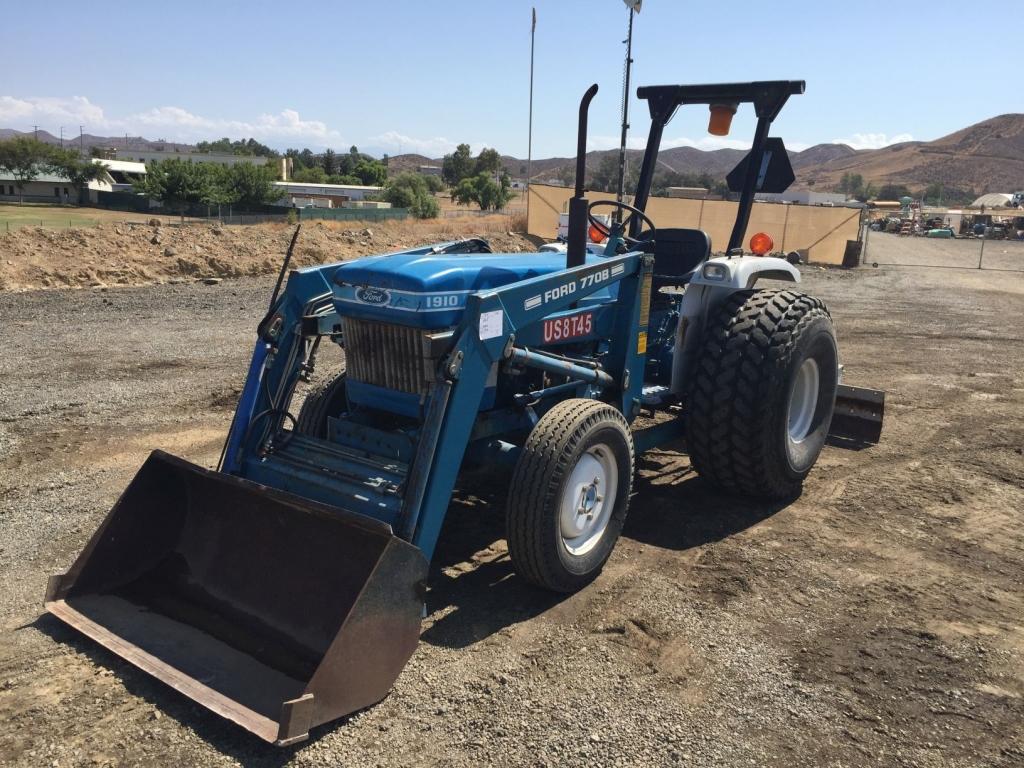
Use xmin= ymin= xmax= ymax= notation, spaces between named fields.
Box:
xmin=787 ymin=357 xmax=820 ymax=443
xmin=560 ymin=444 xmax=618 ymax=556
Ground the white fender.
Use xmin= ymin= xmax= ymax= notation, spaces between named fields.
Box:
xmin=670 ymin=256 xmax=801 ymax=394
xmin=688 ymin=255 xmax=800 ymax=289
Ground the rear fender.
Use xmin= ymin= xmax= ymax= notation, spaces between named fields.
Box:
xmin=669 ymin=256 xmax=800 ymax=394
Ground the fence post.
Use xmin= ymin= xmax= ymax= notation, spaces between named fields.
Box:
xmin=977 ymin=233 xmax=986 ymax=270
xmin=780 ymin=204 xmax=791 ymax=252
xmin=861 ymin=219 xmax=871 ymax=266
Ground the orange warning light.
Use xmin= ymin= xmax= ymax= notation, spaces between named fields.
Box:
xmin=708 ymin=103 xmax=738 ymax=136
xmin=749 ymin=232 xmax=774 ymax=256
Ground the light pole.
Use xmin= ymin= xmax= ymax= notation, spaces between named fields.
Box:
xmin=527 ymin=7 xmax=536 ymax=225
xmin=616 ymin=1 xmax=642 ymax=220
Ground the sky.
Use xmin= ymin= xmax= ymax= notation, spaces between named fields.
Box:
xmin=0 ymin=1 xmax=1009 ymax=159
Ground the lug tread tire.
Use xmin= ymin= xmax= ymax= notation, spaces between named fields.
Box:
xmin=295 ymin=373 xmax=347 ymax=438
xmin=686 ymin=289 xmax=832 ymax=499
xmin=506 ymin=399 xmax=634 ymax=593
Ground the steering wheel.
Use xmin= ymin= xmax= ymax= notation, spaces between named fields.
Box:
xmin=587 ymin=200 xmax=656 ymax=248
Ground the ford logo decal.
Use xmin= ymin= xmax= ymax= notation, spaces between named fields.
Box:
xmin=355 ymin=286 xmax=391 ymax=305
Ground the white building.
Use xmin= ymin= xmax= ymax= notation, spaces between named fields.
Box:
xmin=970 ymin=193 xmax=1013 ymax=208
xmin=112 ymin=149 xmax=268 ymax=167
xmin=0 ymin=158 xmax=145 ymax=203
xmin=94 ymin=158 xmax=147 ymax=192
xmin=271 ymin=181 xmax=383 ymax=208
xmin=756 ymin=189 xmax=849 ymax=206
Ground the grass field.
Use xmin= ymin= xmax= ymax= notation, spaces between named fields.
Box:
xmin=0 ymin=203 xmax=189 ymax=231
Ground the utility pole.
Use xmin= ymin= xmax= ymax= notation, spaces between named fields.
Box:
xmin=527 ymin=7 xmax=536 ymax=225
xmin=616 ymin=1 xmax=641 ymax=220
xmin=33 ymin=125 xmax=39 ymax=140
xmin=80 ymin=125 xmax=85 ymax=156
xmin=60 ymin=126 xmax=64 ymax=148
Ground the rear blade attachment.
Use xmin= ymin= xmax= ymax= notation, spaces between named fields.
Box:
xmin=45 ymin=450 xmax=427 ymax=745
xmin=829 ymin=384 xmax=885 ymax=446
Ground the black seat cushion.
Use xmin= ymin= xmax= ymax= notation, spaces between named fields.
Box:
xmin=638 ymin=228 xmax=711 ymax=285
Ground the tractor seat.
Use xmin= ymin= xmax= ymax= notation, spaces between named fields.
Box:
xmin=638 ymin=227 xmax=711 ymax=286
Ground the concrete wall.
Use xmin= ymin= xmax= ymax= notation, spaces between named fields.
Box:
xmin=527 ymin=184 xmax=861 ymax=265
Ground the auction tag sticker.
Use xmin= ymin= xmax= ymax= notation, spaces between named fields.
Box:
xmin=543 ymin=311 xmax=593 ymax=343
xmin=479 ymin=309 xmax=504 ymax=340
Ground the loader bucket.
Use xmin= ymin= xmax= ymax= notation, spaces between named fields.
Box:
xmin=45 ymin=450 xmax=428 ymax=746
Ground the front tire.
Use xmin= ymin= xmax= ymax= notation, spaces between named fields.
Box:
xmin=295 ymin=372 xmax=347 ymax=438
xmin=686 ymin=289 xmax=838 ymax=499
xmin=506 ymin=399 xmax=635 ymax=592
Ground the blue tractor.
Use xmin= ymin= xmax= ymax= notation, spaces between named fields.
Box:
xmin=46 ymin=81 xmax=884 ymax=744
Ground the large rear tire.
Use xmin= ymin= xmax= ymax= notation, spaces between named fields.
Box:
xmin=506 ymin=399 xmax=634 ymax=593
xmin=686 ymin=289 xmax=838 ymax=500
xmin=295 ymin=372 xmax=348 ymax=438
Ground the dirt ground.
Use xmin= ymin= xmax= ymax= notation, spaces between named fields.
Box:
xmin=0 ymin=215 xmax=529 ymax=292
xmin=0 ymin=234 xmax=1022 ymax=767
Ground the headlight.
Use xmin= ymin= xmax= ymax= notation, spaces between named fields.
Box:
xmin=701 ymin=262 xmax=729 ymax=281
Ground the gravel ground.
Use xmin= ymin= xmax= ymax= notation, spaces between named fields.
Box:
xmin=1 ymin=235 xmax=1022 ymax=767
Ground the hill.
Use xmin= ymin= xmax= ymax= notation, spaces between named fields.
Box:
xmin=6 ymin=113 xmax=1021 ymax=196
xmin=794 ymin=114 xmax=1024 ymax=193
xmin=0 ymin=128 xmax=194 ymax=154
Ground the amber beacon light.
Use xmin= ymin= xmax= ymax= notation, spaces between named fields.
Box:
xmin=708 ymin=103 xmax=738 ymax=136
xmin=749 ymin=232 xmax=774 ymax=256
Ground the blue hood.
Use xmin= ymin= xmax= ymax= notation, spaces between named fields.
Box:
xmin=332 ymin=245 xmax=602 ymax=328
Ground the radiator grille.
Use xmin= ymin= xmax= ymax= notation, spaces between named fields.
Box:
xmin=342 ymin=317 xmax=440 ymax=395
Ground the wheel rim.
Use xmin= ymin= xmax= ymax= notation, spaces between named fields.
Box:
xmin=787 ymin=357 xmax=820 ymax=444
xmin=559 ymin=443 xmax=618 ymax=556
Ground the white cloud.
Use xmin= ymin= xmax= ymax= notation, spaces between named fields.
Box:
xmin=0 ymin=96 xmax=107 ymax=126
xmin=832 ymin=132 xmax=913 ymax=150
xmin=126 ymin=106 xmax=342 ymax=145
xmin=0 ymin=95 xmax=343 ymax=148
xmin=587 ymin=134 xmax=753 ymax=152
xmin=368 ymin=131 xmax=490 ymax=158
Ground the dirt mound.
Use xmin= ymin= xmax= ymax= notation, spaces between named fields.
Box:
xmin=0 ymin=216 xmax=535 ymax=292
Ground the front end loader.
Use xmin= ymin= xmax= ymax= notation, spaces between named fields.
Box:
xmin=46 ymin=79 xmax=885 ymax=745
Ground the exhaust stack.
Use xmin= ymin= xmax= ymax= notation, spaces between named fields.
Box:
xmin=566 ymin=83 xmax=599 ymax=270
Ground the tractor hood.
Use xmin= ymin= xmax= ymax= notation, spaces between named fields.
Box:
xmin=332 ymin=245 xmax=602 ymax=329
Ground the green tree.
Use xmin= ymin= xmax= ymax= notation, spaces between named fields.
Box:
xmin=383 ymin=172 xmax=439 ymax=218
xmin=322 ymin=149 xmax=337 ymax=176
xmin=226 ymin=163 xmax=283 ymax=207
xmin=441 ymin=143 xmax=474 ymax=186
xmin=329 ymin=174 xmax=364 ymax=185
xmin=49 ymin=149 xmax=108 ymax=203
xmin=836 ymin=172 xmax=865 ymax=197
xmin=475 ymin=147 xmax=501 ymax=177
xmin=451 ymin=177 xmax=477 ymax=207
xmin=452 ymin=172 xmax=512 ymax=211
xmin=292 ymin=166 xmax=328 ymax=183
xmin=134 ymin=158 xmax=212 ymax=213
xmin=353 ymin=159 xmax=387 ymax=186
xmin=196 ymin=137 xmax=278 ymax=157
xmin=0 ymin=136 xmax=54 ymax=203
xmin=422 ymin=174 xmax=445 ymax=193
xmin=876 ymin=183 xmax=912 ymax=201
